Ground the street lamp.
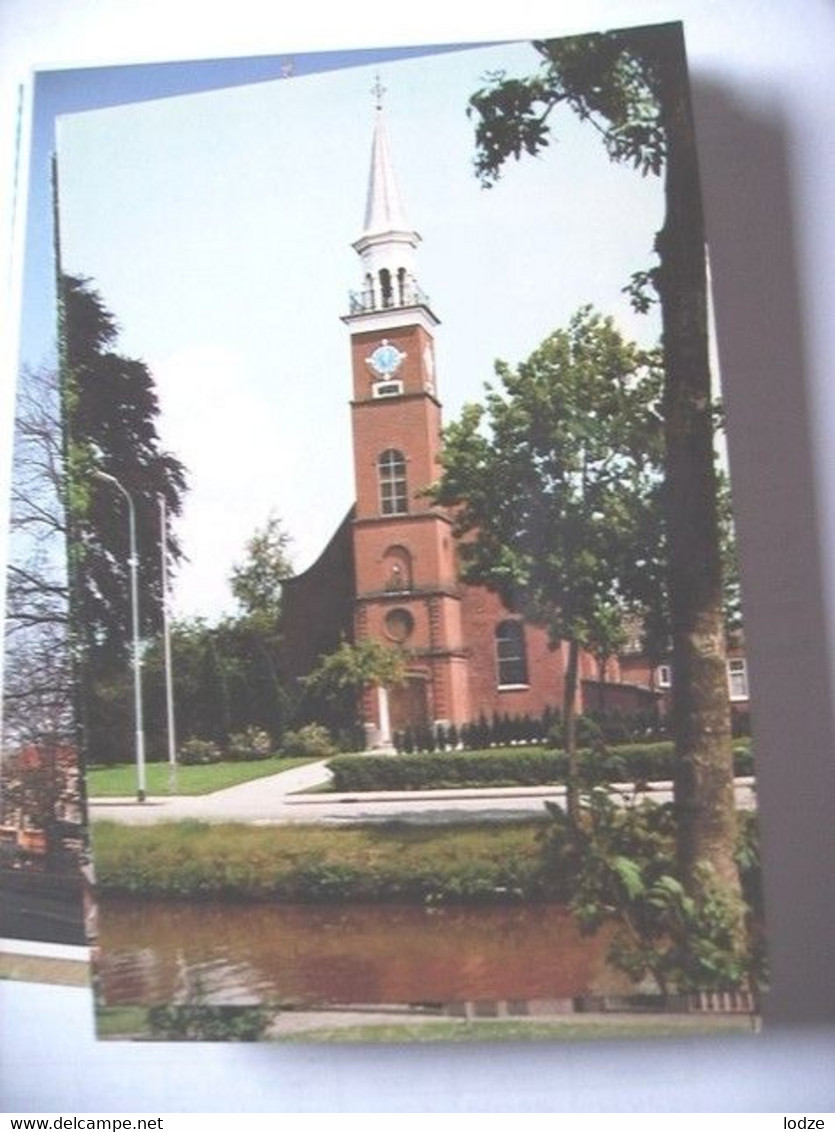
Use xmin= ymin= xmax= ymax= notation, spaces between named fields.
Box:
xmin=93 ymin=470 xmax=146 ymax=803
xmin=158 ymin=493 xmax=178 ymax=793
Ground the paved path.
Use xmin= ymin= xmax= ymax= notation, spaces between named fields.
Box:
xmin=89 ymin=762 xmax=757 ymax=826
xmin=264 ymin=1005 xmax=754 ymax=1038
xmin=90 ymin=759 xmax=334 ymax=824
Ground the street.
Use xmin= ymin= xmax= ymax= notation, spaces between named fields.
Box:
xmin=88 ymin=759 xmax=757 ymax=827
xmin=0 ymin=869 xmax=86 ymax=946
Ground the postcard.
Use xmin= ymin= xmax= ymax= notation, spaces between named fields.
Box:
xmin=4 ymin=22 xmax=767 ymax=1042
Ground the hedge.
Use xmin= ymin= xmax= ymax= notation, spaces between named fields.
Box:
xmin=329 ymin=749 xmax=563 ymax=792
xmin=327 ymin=740 xmax=752 ymax=793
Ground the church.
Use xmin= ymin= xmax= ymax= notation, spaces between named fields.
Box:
xmin=280 ymin=90 xmax=668 ymax=747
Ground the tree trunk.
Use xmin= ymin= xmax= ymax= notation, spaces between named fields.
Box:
xmin=563 ymin=637 xmax=581 ymax=828
xmin=656 ymin=32 xmax=741 ymax=900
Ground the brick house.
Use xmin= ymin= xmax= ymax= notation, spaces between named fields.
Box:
xmin=619 ymin=637 xmax=751 ymax=732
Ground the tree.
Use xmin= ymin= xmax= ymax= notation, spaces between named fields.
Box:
xmin=303 ymin=638 xmax=407 ymax=743
xmin=305 ymin=638 xmax=407 ymax=694
xmin=467 ymin=26 xmax=740 ymax=898
xmin=718 ymin=471 xmax=743 ymax=638
xmin=137 ymin=617 xmax=235 ymax=752
xmin=432 ymin=308 xmax=663 ymax=822
xmin=107 ymin=518 xmax=295 ymax=762
xmin=1 ymin=364 xmax=80 ymax=842
xmin=226 ymin=513 xmax=294 ymax=740
xmin=634 ymin=468 xmax=743 ymax=676
xmin=229 ymin=511 xmax=293 ymax=626
xmin=63 ymin=274 xmax=187 ymax=660
xmin=3 ymin=366 xmax=74 ymax=749
xmin=61 ymin=274 xmax=187 ymax=764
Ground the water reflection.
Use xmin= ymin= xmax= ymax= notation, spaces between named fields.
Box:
xmin=97 ymin=898 xmax=632 ymax=1006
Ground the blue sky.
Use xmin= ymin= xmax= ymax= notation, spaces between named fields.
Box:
xmin=54 ymin=40 xmax=663 ymax=619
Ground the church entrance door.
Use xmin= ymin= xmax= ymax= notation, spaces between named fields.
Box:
xmin=389 ymin=675 xmax=430 ymax=733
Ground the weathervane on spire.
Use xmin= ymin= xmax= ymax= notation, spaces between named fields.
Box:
xmin=372 ymin=73 xmax=386 ymax=110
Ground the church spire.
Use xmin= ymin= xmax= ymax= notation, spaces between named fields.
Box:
xmin=362 ymin=78 xmax=411 ymax=236
xmin=347 ymin=78 xmax=433 ymax=319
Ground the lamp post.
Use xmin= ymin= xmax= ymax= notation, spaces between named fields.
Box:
xmin=158 ymin=493 xmax=178 ymax=793
xmin=93 ymin=470 xmax=146 ymax=803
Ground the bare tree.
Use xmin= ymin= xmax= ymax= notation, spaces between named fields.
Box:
xmin=2 ymin=365 xmax=75 ymax=750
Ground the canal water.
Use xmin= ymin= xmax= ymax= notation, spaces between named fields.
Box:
xmin=96 ymin=898 xmax=633 ymax=1007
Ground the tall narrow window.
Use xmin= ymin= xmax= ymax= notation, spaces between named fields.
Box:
xmin=496 ymin=620 xmax=528 ymax=687
xmin=379 ymin=268 xmax=393 ymax=308
xmin=728 ymin=658 xmax=749 ymax=700
xmin=378 ymin=449 xmax=408 ymax=515
xmin=397 ymin=267 xmax=407 ymax=305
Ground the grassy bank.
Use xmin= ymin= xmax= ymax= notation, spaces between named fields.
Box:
xmin=274 ymin=1015 xmax=755 ymax=1043
xmin=94 ymin=1005 xmax=755 ymax=1043
xmin=92 ymin=819 xmax=557 ymax=903
xmin=87 ymin=757 xmax=317 ymax=797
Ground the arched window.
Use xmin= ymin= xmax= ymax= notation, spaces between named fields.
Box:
xmin=379 ymin=268 xmax=393 ymax=309
xmin=397 ymin=267 xmax=407 ymax=306
xmin=495 ymin=620 xmax=528 ymax=687
xmin=378 ymin=449 xmax=408 ymax=515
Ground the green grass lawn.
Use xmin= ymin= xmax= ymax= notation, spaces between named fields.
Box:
xmin=87 ymin=756 xmax=318 ymax=797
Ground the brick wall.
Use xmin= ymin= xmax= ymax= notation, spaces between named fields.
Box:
xmin=279 ymin=508 xmax=356 ymax=683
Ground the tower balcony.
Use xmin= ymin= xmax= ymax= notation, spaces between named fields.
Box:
xmin=348 ymin=281 xmax=432 ymax=315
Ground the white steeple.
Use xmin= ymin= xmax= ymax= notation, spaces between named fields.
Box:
xmin=348 ymin=76 xmax=432 ymax=320
xmin=362 ymin=98 xmax=411 ymax=235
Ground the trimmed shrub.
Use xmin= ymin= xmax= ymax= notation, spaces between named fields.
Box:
xmin=327 ymin=739 xmax=753 ymax=792
xmin=732 ymin=710 xmax=752 ymax=739
xmin=585 ymin=739 xmax=753 ymax=783
xmin=335 ymin=724 xmax=366 ymax=753
xmin=552 ymin=709 xmax=672 ymax=747
xmin=415 ymin=724 xmax=436 ymax=753
xmin=178 ymin=738 xmax=222 ymax=766
xmin=148 ymin=1000 xmax=272 ymax=1041
xmin=466 ymin=713 xmax=491 ymax=750
xmin=226 ymin=727 xmax=273 ymax=762
xmin=281 ymin=723 xmax=338 ymax=759
xmin=329 ymin=749 xmax=567 ymax=792
xmin=576 ymin=714 xmax=605 ymax=749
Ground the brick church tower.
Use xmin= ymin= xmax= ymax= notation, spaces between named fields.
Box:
xmin=342 ymin=83 xmax=471 ymax=745
xmin=279 ymin=84 xmax=669 ymax=747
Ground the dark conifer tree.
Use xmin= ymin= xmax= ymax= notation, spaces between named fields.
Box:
xmin=61 ymin=274 xmax=187 ymax=763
